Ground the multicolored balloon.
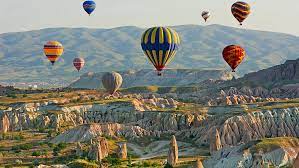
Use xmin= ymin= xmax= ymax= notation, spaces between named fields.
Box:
xmin=43 ymin=41 xmax=64 ymax=65
xmin=101 ymin=72 xmax=123 ymax=95
xmin=231 ymin=1 xmax=251 ymax=25
xmin=222 ymin=45 xmax=246 ymax=72
xmin=202 ymin=11 xmax=211 ymax=22
xmin=141 ymin=27 xmax=180 ymax=76
xmin=83 ymin=0 xmax=96 ymax=16
xmin=73 ymin=57 xmax=85 ymax=72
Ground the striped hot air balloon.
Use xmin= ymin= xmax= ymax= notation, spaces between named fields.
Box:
xmin=231 ymin=1 xmax=251 ymax=25
xmin=202 ymin=11 xmax=211 ymax=22
xmin=43 ymin=41 xmax=64 ymax=65
xmin=101 ymin=72 xmax=123 ymax=95
xmin=83 ymin=0 xmax=96 ymax=16
xmin=141 ymin=27 xmax=180 ymax=76
xmin=222 ymin=45 xmax=246 ymax=72
xmin=73 ymin=57 xmax=85 ymax=72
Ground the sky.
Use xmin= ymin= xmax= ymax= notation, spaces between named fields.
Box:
xmin=1 ymin=0 xmax=299 ymax=36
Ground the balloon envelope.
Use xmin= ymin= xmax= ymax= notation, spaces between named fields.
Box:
xmin=73 ymin=58 xmax=85 ymax=72
xmin=231 ymin=1 xmax=251 ymax=25
xmin=222 ymin=45 xmax=246 ymax=72
xmin=202 ymin=11 xmax=210 ymax=22
xmin=101 ymin=72 xmax=123 ymax=95
xmin=141 ymin=27 xmax=180 ymax=75
xmin=43 ymin=41 xmax=64 ymax=65
xmin=83 ymin=0 xmax=96 ymax=15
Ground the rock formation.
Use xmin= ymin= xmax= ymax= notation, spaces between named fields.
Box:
xmin=167 ymin=135 xmax=179 ymax=167
xmin=51 ymin=123 xmax=151 ymax=143
xmin=1 ymin=100 xmax=299 ymax=147
xmin=0 ymin=113 xmax=10 ymax=133
xmin=88 ymin=137 xmax=109 ymax=161
xmin=204 ymin=141 xmax=299 ymax=168
xmin=117 ymin=142 xmax=127 ymax=159
xmin=209 ymin=128 xmax=222 ymax=154
xmin=194 ymin=159 xmax=204 ymax=168
xmin=293 ymin=152 xmax=299 ymax=168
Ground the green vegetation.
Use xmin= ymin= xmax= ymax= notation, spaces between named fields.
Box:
xmin=68 ymin=159 xmax=99 ymax=168
xmin=251 ymin=137 xmax=299 ymax=153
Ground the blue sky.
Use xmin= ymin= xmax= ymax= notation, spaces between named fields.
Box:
xmin=1 ymin=0 xmax=298 ymax=36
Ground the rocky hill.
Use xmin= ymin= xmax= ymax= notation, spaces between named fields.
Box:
xmin=234 ymin=59 xmax=299 ymax=88
xmin=1 ymin=24 xmax=299 ymax=84
xmin=69 ymin=69 xmax=233 ymax=88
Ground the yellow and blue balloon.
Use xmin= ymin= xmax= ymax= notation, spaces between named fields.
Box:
xmin=141 ymin=27 xmax=180 ymax=76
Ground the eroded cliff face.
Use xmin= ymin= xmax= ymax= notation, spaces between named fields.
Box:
xmin=204 ymin=142 xmax=299 ymax=168
xmin=0 ymin=100 xmax=298 ymax=147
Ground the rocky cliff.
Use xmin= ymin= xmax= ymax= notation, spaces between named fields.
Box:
xmin=240 ymin=59 xmax=299 ymax=87
xmin=204 ymin=138 xmax=299 ymax=168
xmin=1 ymin=99 xmax=298 ymax=148
xmin=69 ymin=69 xmax=232 ymax=89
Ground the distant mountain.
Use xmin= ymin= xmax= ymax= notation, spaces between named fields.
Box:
xmin=0 ymin=24 xmax=298 ymax=84
xmin=69 ymin=69 xmax=233 ymax=89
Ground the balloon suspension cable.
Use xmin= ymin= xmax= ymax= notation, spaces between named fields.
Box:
xmin=205 ymin=19 xmax=207 ymax=22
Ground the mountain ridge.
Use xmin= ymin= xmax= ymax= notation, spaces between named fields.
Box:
xmin=0 ymin=24 xmax=298 ymax=85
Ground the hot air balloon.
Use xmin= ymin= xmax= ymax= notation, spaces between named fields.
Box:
xmin=141 ymin=27 xmax=180 ymax=76
xmin=83 ymin=0 xmax=96 ymax=16
xmin=231 ymin=1 xmax=251 ymax=25
xmin=222 ymin=45 xmax=246 ymax=72
xmin=43 ymin=41 xmax=64 ymax=65
xmin=101 ymin=72 xmax=123 ymax=95
xmin=73 ymin=58 xmax=85 ymax=72
xmin=202 ymin=11 xmax=210 ymax=22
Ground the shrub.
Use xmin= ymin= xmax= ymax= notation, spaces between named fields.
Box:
xmin=13 ymin=134 xmax=25 ymax=140
xmin=33 ymin=159 xmax=39 ymax=166
xmin=57 ymin=143 xmax=67 ymax=149
xmin=32 ymin=151 xmax=41 ymax=156
xmin=106 ymin=154 xmax=121 ymax=166
xmin=68 ymin=159 xmax=98 ymax=168
xmin=19 ymin=144 xmax=33 ymax=150
xmin=22 ymin=94 xmax=28 ymax=98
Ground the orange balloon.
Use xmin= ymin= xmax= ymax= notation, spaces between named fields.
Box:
xmin=222 ymin=45 xmax=246 ymax=72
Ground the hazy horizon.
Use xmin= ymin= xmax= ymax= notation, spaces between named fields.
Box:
xmin=1 ymin=0 xmax=299 ymax=36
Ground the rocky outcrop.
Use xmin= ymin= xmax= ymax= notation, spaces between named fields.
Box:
xmin=209 ymin=128 xmax=222 ymax=154
xmin=2 ymin=100 xmax=299 ymax=147
xmin=294 ymin=152 xmax=299 ymax=168
xmin=0 ymin=113 xmax=10 ymax=133
xmin=167 ymin=135 xmax=179 ymax=167
xmin=117 ymin=143 xmax=127 ymax=159
xmin=194 ymin=159 xmax=204 ymax=168
xmin=241 ymin=59 xmax=299 ymax=87
xmin=204 ymin=142 xmax=299 ymax=168
xmin=88 ymin=137 xmax=109 ymax=161
xmin=70 ymin=69 xmax=232 ymax=89
xmin=51 ymin=123 xmax=151 ymax=143
xmin=219 ymin=108 xmax=299 ymax=146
